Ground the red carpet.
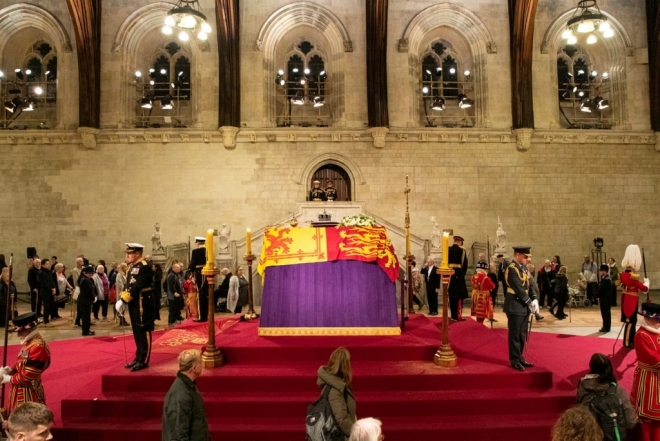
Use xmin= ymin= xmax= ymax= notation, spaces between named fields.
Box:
xmin=1 ymin=315 xmax=639 ymax=440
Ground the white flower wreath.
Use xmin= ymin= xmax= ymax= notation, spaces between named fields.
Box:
xmin=339 ymin=214 xmax=379 ymax=227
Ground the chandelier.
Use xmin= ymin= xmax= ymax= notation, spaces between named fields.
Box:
xmin=162 ymin=0 xmax=212 ymax=42
xmin=562 ymin=0 xmax=613 ymax=45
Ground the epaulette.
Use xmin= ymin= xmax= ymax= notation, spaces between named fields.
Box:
xmin=141 ymin=260 xmax=147 ymax=265
xmin=632 ymin=272 xmax=640 ymax=281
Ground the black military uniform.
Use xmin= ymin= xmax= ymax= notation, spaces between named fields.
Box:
xmin=189 ymin=237 xmax=208 ymax=322
xmin=121 ymin=243 xmax=155 ymax=372
xmin=325 ymin=183 xmax=337 ymax=201
xmin=596 ymin=264 xmax=613 ymax=332
xmin=309 ymin=181 xmax=327 ymax=201
xmin=448 ymin=237 xmax=469 ymax=321
xmin=504 ymin=246 xmax=537 ymax=371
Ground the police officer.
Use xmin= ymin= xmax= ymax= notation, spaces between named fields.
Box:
xmin=309 ymin=180 xmax=327 ymax=201
xmin=448 ymin=235 xmax=469 ymax=321
xmin=189 ymin=237 xmax=208 ymax=323
xmin=118 ymin=243 xmax=154 ymax=372
xmin=504 ymin=246 xmax=539 ymax=371
xmin=325 ymin=181 xmax=337 ymax=201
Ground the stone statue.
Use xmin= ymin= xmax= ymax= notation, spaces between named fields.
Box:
xmin=495 ymin=216 xmax=507 ymax=252
xmin=219 ymin=224 xmax=231 ymax=251
xmin=151 ymin=222 xmax=164 ymax=254
xmin=431 ymin=216 xmax=441 ymax=250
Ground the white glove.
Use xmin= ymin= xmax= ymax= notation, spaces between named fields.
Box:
xmin=115 ymin=300 xmax=126 ymax=314
xmin=2 ymin=375 xmax=11 ymax=384
xmin=93 ymin=296 xmax=97 ymax=303
xmin=644 ymin=278 xmax=650 ymax=290
xmin=0 ymin=366 xmax=10 ymax=376
xmin=529 ymin=299 xmax=539 ymax=315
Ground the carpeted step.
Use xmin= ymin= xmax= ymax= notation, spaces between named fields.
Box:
xmin=62 ymin=388 xmax=575 ymax=421
xmin=54 ymin=413 xmax=560 ymax=441
xmin=101 ymin=361 xmax=555 ymax=394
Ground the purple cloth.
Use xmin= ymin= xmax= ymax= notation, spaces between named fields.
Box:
xmin=260 ymin=260 xmax=398 ymax=328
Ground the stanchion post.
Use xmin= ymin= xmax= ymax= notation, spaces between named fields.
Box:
xmin=244 ymin=255 xmax=260 ymax=320
xmin=201 ymin=267 xmax=223 ymax=369
xmin=434 ymin=269 xmax=457 ymax=367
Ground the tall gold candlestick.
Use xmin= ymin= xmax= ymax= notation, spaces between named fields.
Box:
xmin=246 ymin=228 xmax=252 ymax=255
xmin=440 ymin=231 xmax=450 ymax=270
xmin=204 ymin=229 xmax=215 ymax=272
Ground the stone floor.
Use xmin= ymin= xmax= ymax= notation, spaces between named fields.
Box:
xmin=4 ymin=296 xmax=627 ymax=345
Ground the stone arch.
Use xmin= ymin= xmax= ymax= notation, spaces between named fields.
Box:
xmin=112 ymin=2 xmax=208 ymax=128
xmin=399 ymin=3 xmax=496 ymax=128
xmin=0 ymin=3 xmax=75 ymax=128
xmin=256 ymin=2 xmax=353 ymax=127
xmin=540 ymin=9 xmax=633 ymax=129
xmin=296 ymin=152 xmax=365 ymax=201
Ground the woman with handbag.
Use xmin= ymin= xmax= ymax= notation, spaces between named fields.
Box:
xmin=52 ymin=263 xmax=71 ymax=319
xmin=227 ymin=267 xmax=249 ymax=315
xmin=316 ymin=347 xmax=357 ymax=440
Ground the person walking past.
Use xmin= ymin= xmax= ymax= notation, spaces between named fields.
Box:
xmin=37 ymin=260 xmax=55 ymax=325
xmin=582 ymin=255 xmax=599 ymax=306
xmin=27 ymin=259 xmax=41 ymax=317
xmin=317 ymin=347 xmax=357 ymax=440
xmin=553 ymin=266 xmax=569 ymax=320
xmin=162 ymin=349 xmax=210 ymax=441
xmin=183 ymin=271 xmax=198 ymax=320
xmin=227 ymin=267 xmax=249 ymax=315
xmin=166 ymin=263 xmax=184 ymax=326
xmin=92 ymin=265 xmax=109 ymax=321
xmin=596 ymin=264 xmax=613 ymax=332
xmin=537 ymin=260 xmax=556 ymax=309
xmin=78 ymin=266 xmax=97 ymax=336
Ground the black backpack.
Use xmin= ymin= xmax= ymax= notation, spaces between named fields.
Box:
xmin=586 ymin=383 xmax=627 ymax=441
xmin=306 ymin=385 xmax=344 ymax=441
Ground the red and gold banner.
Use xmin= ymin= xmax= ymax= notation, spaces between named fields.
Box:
xmin=258 ymin=226 xmax=399 ymax=282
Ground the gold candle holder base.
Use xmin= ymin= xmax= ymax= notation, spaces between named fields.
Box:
xmin=434 ymin=268 xmax=458 ymax=368
xmin=433 ymin=344 xmax=457 ymax=367
xmin=201 ymin=268 xmax=224 ymax=369
xmin=243 ymin=254 xmax=260 ymax=321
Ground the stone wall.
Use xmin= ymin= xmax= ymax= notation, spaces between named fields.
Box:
xmin=1 ymin=0 xmax=658 ymax=291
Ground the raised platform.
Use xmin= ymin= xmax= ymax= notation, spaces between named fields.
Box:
xmin=37 ymin=314 xmax=612 ymax=440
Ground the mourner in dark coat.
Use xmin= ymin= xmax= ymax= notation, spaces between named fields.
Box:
xmin=78 ymin=266 xmax=97 ymax=336
xmin=448 ymin=236 xmax=469 ymax=321
xmin=596 ymin=264 xmax=613 ymax=332
xmin=162 ymin=349 xmax=210 ymax=441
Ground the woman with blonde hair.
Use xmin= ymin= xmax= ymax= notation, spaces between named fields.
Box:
xmin=227 ymin=266 xmax=249 ymax=314
xmin=317 ymin=347 xmax=357 ymax=440
xmin=551 ymin=405 xmax=603 ymax=441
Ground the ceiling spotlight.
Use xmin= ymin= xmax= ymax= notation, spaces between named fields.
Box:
xmin=178 ymin=31 xmax=189 ymax=42
xmin=572 ymin=86 xmax=578 ymax=93
xmin=449 ymin=68 xmax=456 ymax=74
xmin=135 ymin=70 xmax=142 ymax=78
xmin=197 ymin=31 xmax=207 ymax=41
xmin=319 ymin=70 xmax=326 ymax=76
xmin=178 ymin=71 xmax=184 ymax=77
xmin=458 ymin=94 xmax=474 ymax=109
xmin=160 ymin=69 xmax=167 ymax=75
xmin=0 ymin=70 xmax=4 ymax=78
xmin=15 ymin=69 xmax=24 ymax=80
xmin=3 ymin=97 xmax=19 ymax=113
xmin=567 ymin=0 xmax=609 ymax=36
xmin=602 ymin=72 xmax=609 ymax=79
xmin=425 ymin=69 xmax=432 ymax=75
xmin=304 ymin=68 xmax=310 ymax=75
xmin=278 ymin=69 xmax=284 ymax=76
xmin=578 ymin=91 xmax=584 ymax=97
xmin=165 ymin=16 xmax=176 ymax=27
xmin=22 ymin=99 xmax=35 ymax=111
xmin=300 ymin=79 xmax=306 ymax=85
xmin=431 ymin=96 xmax=446 ymax=111
xmin=161 ymin=95 xmax=173 ymax=110
xmin=292 ymin=68 xmax=299 ymax=73
xmin=34 ymin=86 xmax=43 ymax=95
xmin=140 ymin=96 xmax=152 ymax=109
xmin=577 ymin=69 xmax=585 ymax=75
xmin=180 ymin=15 xmax=197 ymax=29
xmin=279 ymin=79 xmax=285 ymax=86
xmin=436 ymin=67 xmax=442 ymax=72
xmin=599 ymin=21 xmax=611 ymax=33
xmin=587 ymin=34 xmax=597 ymax=44
xmin=150 ymin=80 xmax=155 ymax=85
xmin=313 ymin=96 xmax=324 ymax=107
xmin=291 ymin=91 xmax=304 ymax=105
xmin=603 ymin=29 xmax=614 ymax=38
xmin=580 ymin=98 xmax=596 ymax=113
xmin=422 ymin=86 xmax=429 ymax=95
xmin=171 ymin=82 xmax=176 ymax=89
xmin=567 ymin=35 xmax=578 ymax=45
xmin=202 ymin=22 xmax=212 ymax=33
xmin=162 ymin=25 xmax=173 ymax=35
xmin=25 ymin=69 xmax=32 ymax=76
xmin=562 ymin=29 xmax=573 ymax=40
xmin=595 ymin=96 xmax=609 ymax=109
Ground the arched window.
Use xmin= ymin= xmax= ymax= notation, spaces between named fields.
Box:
xmin=556 ymin=45 xmax=610 ymax=129
xmin=275 ymin=40 xmax=329 ymax=127
xmin=134 ymin=41 xmax=192 ymax=128
xmin=311 ymin=164 xmax=351 ymax=202
xmin=419 ymin=40 xmax=474 ymax=128
xmin=0 ymin=40 xmax=57 ymax=129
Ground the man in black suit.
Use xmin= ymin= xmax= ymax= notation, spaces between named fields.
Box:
xmin=189 ymin=237 xmax=208 ymax=322
xmin=423 ymin=258 xmax=439 ymax=315
xmin=596 ymin=263 xmax=613 ymax=332
xmin=448 ymin=236 xmax=469 ymax=321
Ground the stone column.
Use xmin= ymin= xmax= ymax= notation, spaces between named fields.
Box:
xmin=508 ymin=0 xmax=539 ymax=129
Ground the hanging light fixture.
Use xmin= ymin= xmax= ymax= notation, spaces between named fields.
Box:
xmin=161 ymin=95 xmax=173 ymax=110
xmin=162 ymin=0 xmax=212 ymax=42
xmin=565 ymin=0 xmax=613 ymax=45
xmin=431 ymin=97 xmax=446 ymax=111
xmin=457 ymin=94 xmax=474 ymax=109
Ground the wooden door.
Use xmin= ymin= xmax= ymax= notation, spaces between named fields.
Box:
xmin=311 ymin=164 xmax=351 ymax=201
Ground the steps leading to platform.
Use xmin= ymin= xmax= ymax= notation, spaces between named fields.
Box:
xmin=54 ymin=413 xmax=562 ymax=441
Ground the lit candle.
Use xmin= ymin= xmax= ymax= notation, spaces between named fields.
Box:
xmin=440 ymin=232 xmax=449 ymax=269
xmin=246 ymin=228 xmax=252 ymax=255
xmin=205 ymin=229 xmax=214 ymax=268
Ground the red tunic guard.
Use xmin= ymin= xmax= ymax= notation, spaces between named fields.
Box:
xmin=621 ymin=270 xmax=649 ymax=348
xmin=631 ymin=318 xmax=660 ymax=441
xmin=7 ymin=331 xmax=51 ymax=413
xmin=471 ymin=271 xmax=496 ymax=322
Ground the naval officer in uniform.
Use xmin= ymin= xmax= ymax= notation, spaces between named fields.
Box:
xmin=189 ymin=237 xmax=208 ymax=322
xmin=309 ymin=180 xmax=327 ymax=201
xmin=504 ymin=246 xmax=539 ymax=371
xmin=117 ymin=243 xmax=155 ymax=372
xmin=325 ymin=181 xmax=337 ymax=201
